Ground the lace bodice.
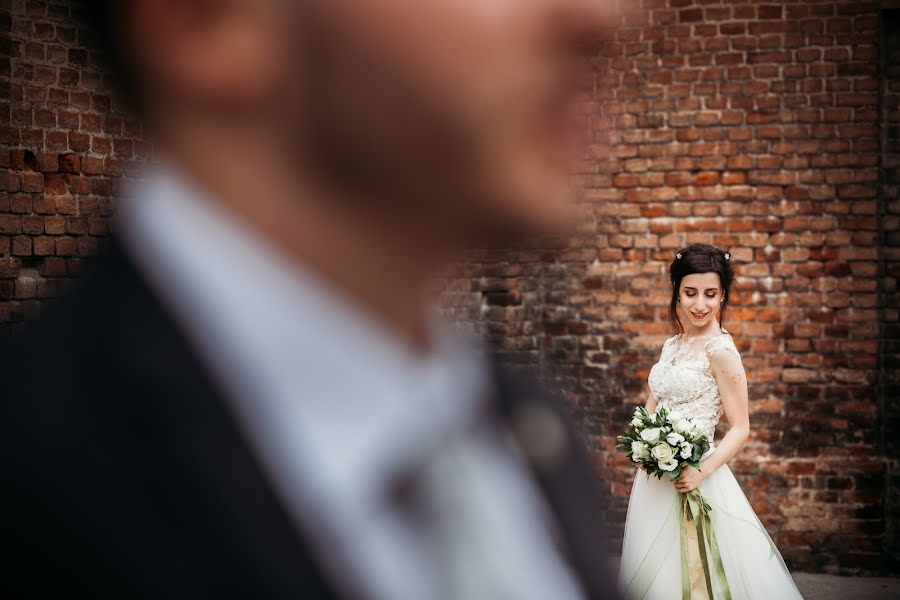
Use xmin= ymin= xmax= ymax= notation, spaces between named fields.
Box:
xmin=647 ymin=333 xmax=741 ymax=442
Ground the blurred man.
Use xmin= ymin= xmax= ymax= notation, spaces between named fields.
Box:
xmin=2 ymin=1 xmax=619 ymax=598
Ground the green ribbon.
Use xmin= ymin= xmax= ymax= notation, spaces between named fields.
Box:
xmin=677 ymin=490 xmax=732 ymax=600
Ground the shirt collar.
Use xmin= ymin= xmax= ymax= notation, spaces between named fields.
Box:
xmin=116 ymin=160 xmax=492 ymax=511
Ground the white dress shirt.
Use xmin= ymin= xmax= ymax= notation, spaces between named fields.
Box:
xmin=116 ymin=161 xmax=584 ymax=600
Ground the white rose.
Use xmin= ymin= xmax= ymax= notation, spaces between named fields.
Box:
xmin=673 ymin=419 xmax=693 ymax=435
xmin=630 ymin=417 xmax=642 ymax=428
xmin=658 ymin=457 xmax=679 ymax=471
xmin=665 ymin=409 xmax=683 ymax=423
xmin=679 ymin=442 xmax=693 ymax=459
xmin=640 ymin=427 xmax=662 ymax=444
xmin=666 ymin=432 xmax=685 ymax=446
xmin=631 ymin=441 xmax=649 ymax=461
xmin=651 ymin=443 xmax=675 ymax=462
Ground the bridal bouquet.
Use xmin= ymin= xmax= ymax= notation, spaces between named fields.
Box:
xmin=618 ymin=407 xmax=737 ymax=599
xmin=616 ymin=406 xmax=709 ymax=480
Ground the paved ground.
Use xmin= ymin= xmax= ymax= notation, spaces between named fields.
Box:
xmin=793 ymin=572 xmax=900 ymax=600
xmin=611 ymin=555 xmax=900 ymax=598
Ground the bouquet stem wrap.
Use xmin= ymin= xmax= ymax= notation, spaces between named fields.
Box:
xmin=677 ymin=490 xmax=731 ymax=600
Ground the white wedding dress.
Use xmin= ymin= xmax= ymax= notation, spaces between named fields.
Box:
xmin=619 ymin=333 xmax=803 ymax=600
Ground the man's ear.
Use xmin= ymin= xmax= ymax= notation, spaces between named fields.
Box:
xmin=121 ymin=0 xmax=282 ymax=113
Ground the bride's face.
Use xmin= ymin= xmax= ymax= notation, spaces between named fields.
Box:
xmin=677 ymin=272 xmax=723 ymax=331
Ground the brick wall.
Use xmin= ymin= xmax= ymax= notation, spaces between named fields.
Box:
xmin=1 ymin=0 xmax=897 ymax=576
xmin=444 ymin=0 xmax=896 ymax=576
xmin=880 ymin=3 xmax=900 ymax=575
xmin=0 ymin=0 xmax=147 ymax=335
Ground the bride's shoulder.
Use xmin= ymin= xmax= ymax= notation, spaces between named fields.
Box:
xmin=703 ymin=331 xmax=741 ymax=361
xmin=661 ymin=334 xmax=680 ymax=350
xmin=655 ymin=334 xmax=680 ymax=359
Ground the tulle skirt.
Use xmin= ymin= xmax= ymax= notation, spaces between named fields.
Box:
xmin=619 ymin=460 xmax=804 ymax=600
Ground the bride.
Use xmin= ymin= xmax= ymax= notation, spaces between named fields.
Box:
xmin=619 ymin=244 xmax=803 ymax=599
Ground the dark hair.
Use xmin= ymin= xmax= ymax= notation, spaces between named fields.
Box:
xmin=668 ymin=243 xmax=734 ymax=334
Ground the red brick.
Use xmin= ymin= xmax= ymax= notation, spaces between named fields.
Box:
xmin=21 ymin=172 xmax=43 ymax=193
xmin=11 ymin=236 xmax=32 ymax=256
xmin=32 ymin=237 xmax=55 ymax=257
xmin=81 ymin=156 xmax=104 ymax=175
xmin=43 ymin=175 xmax=67 ymax=195
xmin=35 ymin=153 xmax=58 ymax=172
xmin=43 ymin=216 xmax=67 ymax=235
xmin=59 ymin=153 xmax=81 ymax=174
xmin=55 ymin=237 xmax=78 ymax=257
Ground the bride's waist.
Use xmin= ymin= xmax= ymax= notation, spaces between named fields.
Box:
xmin=657 ymin=398 xmax=718 ymax=412
xmin=655 ymin=404 xmax=720 ymax=426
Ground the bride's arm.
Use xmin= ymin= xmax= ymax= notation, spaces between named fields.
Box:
xmin=676 ymin=348 xmax=749 ymax=492
xmin=703 ymin=348 xmax=750 ymax=473
xmin=644 ymin=388 xmax=658 ymax=414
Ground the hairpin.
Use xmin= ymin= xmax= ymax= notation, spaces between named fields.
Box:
xmin=724 ymin=252 xmax=730 ymax=260
xmin=675 ymin=252 xmax=682 ymax=259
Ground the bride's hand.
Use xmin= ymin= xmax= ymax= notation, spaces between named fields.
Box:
xmin=675 ymin=464 xmax=706 ymax=493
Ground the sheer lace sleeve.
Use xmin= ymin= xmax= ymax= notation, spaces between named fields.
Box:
xmin=704 ymin=333 xmax=740 ymax=362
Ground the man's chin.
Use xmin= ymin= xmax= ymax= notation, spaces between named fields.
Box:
xmin=471 ymin=201 xmax=579 ymax=248
xmin=510 ymin=187 xmax=580 ymax=238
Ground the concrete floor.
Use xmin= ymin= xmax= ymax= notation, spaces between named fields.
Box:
xmin=793 ymin=572 xmax=900 ymax=600
xmin=610 ymin=554 xmax=900 ymax=599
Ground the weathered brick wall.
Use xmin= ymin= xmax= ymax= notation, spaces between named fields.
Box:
xmin=881 ymin=3 xmax=900 ymax=576
xmin=1 ymin=0 xmax=897 ymax=576
xmin=0 ymin=0 xmax=146 ymax=335
xmin=445 ymin=0 xmax=896 ymax=575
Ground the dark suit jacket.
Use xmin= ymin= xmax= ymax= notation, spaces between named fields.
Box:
xmin=1 ymin=238 xmax=619 ymax=598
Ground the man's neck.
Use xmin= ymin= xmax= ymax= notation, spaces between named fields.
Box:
xmin=163 ymin=135 xmax=454 ymax=356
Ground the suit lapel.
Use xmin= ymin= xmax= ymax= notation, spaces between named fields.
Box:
xmin=491 ymin=359 xmax=620 ymax=598
xmin=85 ymin=238 xmax=335 ymax=597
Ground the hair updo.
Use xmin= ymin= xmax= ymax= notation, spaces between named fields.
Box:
xmin=669 ymin=243 xmax=734 ymax=334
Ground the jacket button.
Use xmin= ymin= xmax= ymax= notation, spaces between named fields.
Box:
xmin=511 ymin=402 xmax=568 ymax=471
